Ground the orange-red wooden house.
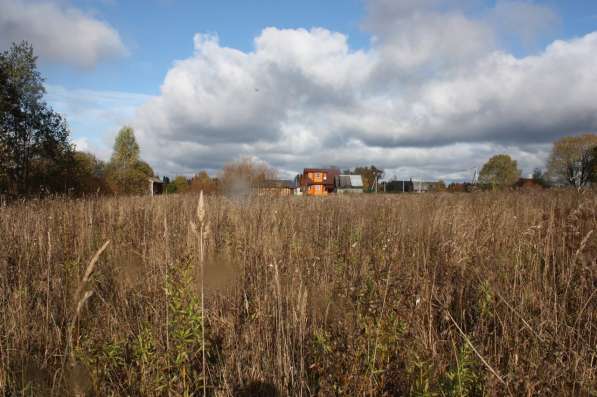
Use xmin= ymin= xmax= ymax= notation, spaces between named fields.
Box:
xmin=300 ymin=168 xmax=339 ymax=196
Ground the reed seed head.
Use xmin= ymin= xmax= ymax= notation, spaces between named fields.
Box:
xmin=197 ymin=191 xmax=206 ymax=224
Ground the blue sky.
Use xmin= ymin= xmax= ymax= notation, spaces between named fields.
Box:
xmin=2 ymin=0 xmax=597 ymax=180
xmin=42 ymin=0 xmax=597 ymax=94
xmin=45 ymin=0 xmax=368 ymax=94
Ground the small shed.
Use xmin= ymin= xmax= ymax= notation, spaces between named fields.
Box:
xmin=148 ymin=177 xmax=164 ymax=196
xmin=335 ymin=175 xmax=364 ymax=194
xmin=256 ymin=179 xmax=297 ymax=196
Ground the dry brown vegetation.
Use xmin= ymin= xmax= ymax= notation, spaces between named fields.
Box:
xmin=0 ymin=191 xmax=596 ymax=396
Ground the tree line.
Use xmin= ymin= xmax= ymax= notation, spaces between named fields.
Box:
xmin=0 ymin=42 xmax=156 ymax=198
xmin=1 ymin=42 xmax=596 ymax=199
xmin=475 ymin=133 xmax=597 ymax=190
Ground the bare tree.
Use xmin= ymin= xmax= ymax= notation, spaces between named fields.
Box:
xmin=547 ymin=133 xmax=597 ymax=188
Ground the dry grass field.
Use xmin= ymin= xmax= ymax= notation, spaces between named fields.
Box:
xmin=0 ymin=191 xmax=596 ymax=396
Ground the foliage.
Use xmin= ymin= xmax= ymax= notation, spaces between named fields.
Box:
xmin=353 ymin=165 xmax=384 ymax=192
xmin=105 ymin=165 xmax=150 ymax=195
xmin=165 ymin=181 xmax=177 ymax=194
xmin=165 ymin=258 xmax=206 ymax=395
xmin=136 ymin=160 xmax=154 ymax=178
xmin=167 ymin=175 xmax=189 ymax=194
xmin=531 ymin=168 xmax=548 ymax=187
xmin=547 ymin=133 xmax=597 ymax=188
xmin=219 ymin=157 xmax=276 ymax=195
xmin=409 ymin=358 xmax=436 ymax=397
xmin=105 ymin=127 xmax=154 ymax=195
xmin=0 ymin=42 xmax=75 ymax=195
xmin=441 ymin=343 xmax=483 ymax=396
xmin=71 ymin=151 xmax=110 ymax=194
xmin=432 ymin=180 xmax=447 ymax=192
xmin=110 ymin=126 xmax=139 ymax=168
xmin=189 ymin=171 xmax=218 ymax=194
xmin=478 ymin=154 xmax=520 ymax=189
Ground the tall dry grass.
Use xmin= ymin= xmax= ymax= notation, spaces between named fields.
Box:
xmin=0 ymin=190 xmax=595 ymax=396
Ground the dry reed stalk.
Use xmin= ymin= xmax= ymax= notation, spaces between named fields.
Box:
xmin=493 ymin=286 xmax=545 ymax=344
xmin=45 ymin=230 xmax=52 ymax=364
xmin=369 ymin=261 xmax=393 ymax=392
xmin=63 ymin=240 xmax=110 ymax=393
xmin=445 ymin=310 xmax=507 ymax=388
xmin=191 ymin=191 xmax=207 ymax=397
xmin=0 ymin=191 xmax=595 ymax=395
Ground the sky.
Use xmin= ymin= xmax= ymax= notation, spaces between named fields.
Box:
xmin=1 ymin=0 xmax=597 ymax=181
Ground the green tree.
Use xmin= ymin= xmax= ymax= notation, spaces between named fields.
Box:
xmin=106 ymin=127 xmax=154 ymax=195
xmin=165 ymin=181 xmax=177 ymax=194
xmin=106 ymin=166 xmax=150 ymax=195
xmin=478 ymin=154 xmax=520 ymax=189
xmin=547 ymin=133 xmax=597 ymax=188
xmin=111 ymin=126 xmax=139 ymax=167
xmin=72 ymin=151 xmax=109 ymax=194
xmin=0 ymin=42 xmax=74 ymax=195
xmin=171 ymin=176 xmax=189 ymax=193
xmin=136 ymin=160 xmax=154 ymax=178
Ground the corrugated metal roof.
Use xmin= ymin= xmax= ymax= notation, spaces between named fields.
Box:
xmin=335 ymin=175 xmax=350 ymax=188
xmin=335 ymin=174 xmax=363 ymax=188
xmin=259 ymin=179 xmax=297 ymax=189
xmin=349 ymin=175 xmax=363 ymax=188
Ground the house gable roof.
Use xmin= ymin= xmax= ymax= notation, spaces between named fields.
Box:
xmin=335 ymin=174 xmax=363 ymax=188
xmin=258 ymin=179 xmax=297 ymax=189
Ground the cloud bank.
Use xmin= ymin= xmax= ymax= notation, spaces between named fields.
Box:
xmin=129 ymin=0 xmax=597 ymax=179
xmin=0 ymin=0 xmax=126 ymax=68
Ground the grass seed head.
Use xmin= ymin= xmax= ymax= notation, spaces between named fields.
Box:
xmin=197 ymin=191 xmax=206 ymax=224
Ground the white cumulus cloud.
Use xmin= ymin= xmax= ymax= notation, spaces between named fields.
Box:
xmin=123 ymin=0 xmax=597 ymax=180
xmin=0 ymin=0 xmax=127 ymax=68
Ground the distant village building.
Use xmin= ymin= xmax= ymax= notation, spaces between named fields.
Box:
xmin=256 ymin=179 xmax=297 ymax=196
xmin=383 ymin=179 xmax=448 ymax=193
xmin=515 ymin=178 xmax=544 ymax=190
xmin=300 ymin=168 xmax=339 ymax=196
xmin=413 ymin=181 xmax=436 ymax=193
xmin=148 ymin=177 xmax=164 ymax=196
xmin=384 ymin=180 xmax=415 ymax=193
xmin=335 ymin=175 xmax=364 ymax=194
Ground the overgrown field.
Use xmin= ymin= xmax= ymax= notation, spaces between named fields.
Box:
xmin=0 ymin=191 xmax=596 ymax=396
